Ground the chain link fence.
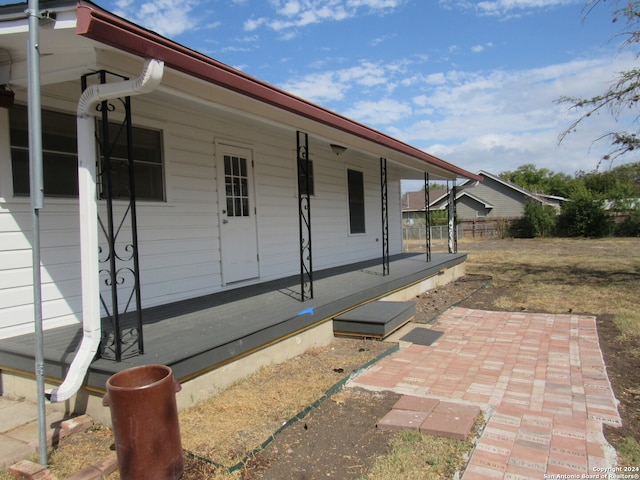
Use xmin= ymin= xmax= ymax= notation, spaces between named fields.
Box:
xmin=402 ymin=225 xmax=462 ymax=253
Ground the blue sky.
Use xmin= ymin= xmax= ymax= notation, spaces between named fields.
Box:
xmin=8 ymin=0 xmax=638 ymax=189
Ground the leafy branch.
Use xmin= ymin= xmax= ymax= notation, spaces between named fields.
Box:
xmin=558 ymin=0 xmax=640 ymax=167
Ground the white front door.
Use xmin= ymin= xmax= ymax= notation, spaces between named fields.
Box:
xmin=217 ymin=145 xmax=259 ymax=284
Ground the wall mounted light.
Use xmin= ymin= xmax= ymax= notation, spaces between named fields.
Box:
xmin=0 ymin=86 xmax=14 ymax=109
xmin=0 ymin=49 xmax=14 ymax=108
xmin=330 ymin=143 xmax=347 ymax=156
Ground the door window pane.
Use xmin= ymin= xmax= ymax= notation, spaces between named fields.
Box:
xmin=224 ymin=155 xmax=250 ymax=217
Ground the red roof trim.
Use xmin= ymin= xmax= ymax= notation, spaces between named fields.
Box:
xmin=75 ymin=0 xmax=481 ymax=181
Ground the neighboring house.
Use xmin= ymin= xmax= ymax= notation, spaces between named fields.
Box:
xmin=401 ymin=188 xmax=446 ymax=224
xmin=428 ymin=170 xmax=564 ymax=220
xmin=604 ymin=198 xmax=640 ymax=211
xmin=0 ymin=0 xmax=479 ymax=344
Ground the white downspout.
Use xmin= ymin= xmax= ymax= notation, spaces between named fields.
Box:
xmin=48 ymin=58 xmax=164 ymax=403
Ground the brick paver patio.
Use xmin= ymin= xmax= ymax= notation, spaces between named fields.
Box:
xmin=348 ymin=307 xmax=622 ymax=479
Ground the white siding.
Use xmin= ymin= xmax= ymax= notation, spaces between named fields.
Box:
xmin=0 ymin=201 xmax=83 ymax=336
xmin=1 ymin=82 xmax=409 ymax=338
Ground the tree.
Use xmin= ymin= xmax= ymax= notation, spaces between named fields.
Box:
xmin=518 ymin=201 xmax=557 ymax=237
xmin=558 ymin=182 xmax=613 ymax=237
xmin=558 ymin=1 xmax=640 ymax=166
xmin=616 ymin=208 xmax=640 ymax=236
xmin=500 ymin=163 xmax=574 ymax=197
xmin=576 ymin=161 xmax=640 ymax=210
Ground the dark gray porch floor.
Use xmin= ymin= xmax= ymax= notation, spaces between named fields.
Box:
xmin=0 ymin=253 xmax=465 ymax=392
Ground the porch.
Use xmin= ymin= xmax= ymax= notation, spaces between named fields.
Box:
xmin=0 ymin=252 xmax=465 ymax=418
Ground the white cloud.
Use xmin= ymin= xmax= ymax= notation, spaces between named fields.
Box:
xmin=342 ymin=98 xmax=412 ymax=124
xmin=279 ymin=53 xmax=637 ymax=175
xmin=370 ymin=33 xmax=396 ymax=46
xmin=348 ymin=0 xmax=404 ymax=7
xmin=440 ymin=0 xmax=579 ymax=17
xmin=244 ymin=17 xmax=268 ymax=31
xmin=272 ymin=48 xmax=622 ymax=177
xmin=471 ymin=42 xmax=493 ymax=53
xmin=282 ymin=71 xmax=350 ymax=102
xmin=281 ymin=60 xmax=390 ymax=102
xmin=244 ymin=0 xmax=404 ymax=34
xmin=114 ymin=0 xmax=200 ymax=37
xmin=388 ymin=53 xmax=638 ymax=175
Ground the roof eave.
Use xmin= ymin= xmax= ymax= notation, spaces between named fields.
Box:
xmin=74 ymin=0 xmax=481 ymax=182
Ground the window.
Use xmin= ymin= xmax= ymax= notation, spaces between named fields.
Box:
xmin=9 ymin=105 xmax=164 ymax=201
xmin=347 ymin=169 xmax=365 ymax=234
xmin=97 ymin=122 xmax=164 ymax=201
xmin=10 ymin=105 xmax=79 ymax=197
xmin=298 ymin=158 xmax=314 ymax=196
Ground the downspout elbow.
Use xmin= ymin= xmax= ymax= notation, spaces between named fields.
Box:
xmin=47 ymin=58 xmax=164 ymax=403
xmin=77 ymin=58 xmax=164 ymax=116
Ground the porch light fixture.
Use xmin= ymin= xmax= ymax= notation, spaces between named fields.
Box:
xmin=330 ymin=143 xmax=347 ymax=156
xmin=0 ymin=49 xmax=13 ymax=108
xmin=0 ymin=86 xmax=14 ymax=108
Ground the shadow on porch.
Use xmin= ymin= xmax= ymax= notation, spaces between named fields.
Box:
xmin=0 ymin=252 xmax=465 ymax=410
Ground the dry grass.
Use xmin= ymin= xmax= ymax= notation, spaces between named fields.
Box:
xmin=361 ymin=415 xmax=484 ymax=480
xmin=2 ymin=338 xmax=390 ymax=480
xmin=0 ymin=425 xmax=115 ymax=480
xmin=180 ymin=339 xmax=391 ymax=467
xmin=461 ymin=238 xmax=640 ymax=349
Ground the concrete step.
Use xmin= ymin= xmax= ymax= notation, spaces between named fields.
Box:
xmin=333 ymin=301 xmax=416 ymax=338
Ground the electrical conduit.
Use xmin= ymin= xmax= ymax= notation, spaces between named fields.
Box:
xmin=48 ymin=58 xmax=164 ymax=402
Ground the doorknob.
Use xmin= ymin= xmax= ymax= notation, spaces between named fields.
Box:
xmin=222 ymin=219 xmax=229 ymax=224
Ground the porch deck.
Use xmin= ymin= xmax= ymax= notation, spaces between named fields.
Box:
xmin=0 ymin=253 xmax=465 ymax=393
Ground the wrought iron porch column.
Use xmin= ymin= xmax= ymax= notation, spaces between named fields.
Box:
xmin=297 ymin=131 xmax=313 ymax=300
xmin=447 ymin=180 xmax=458 ymax=254
xmin=380 ymin=158 xmax=389 ymax=276
xmin=424 ymin=172 xmax=431 ymax=262
xmin=82 ymin=70 xmax=143 ymax=361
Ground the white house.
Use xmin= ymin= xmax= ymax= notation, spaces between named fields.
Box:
xmin=0 ymin=0 xmax=479 ymax=411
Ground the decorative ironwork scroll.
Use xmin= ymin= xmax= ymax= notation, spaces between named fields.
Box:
xmin=297 ymin=131 xmax=313 ymax=300
xmin=424 ymin=172 xmax=432 ymax=262
xmin=82 ymin=71 xmax=143 ymax=361
xmin=380 ymin=158 xmax=389 ymax=276
xmin=447 ymin=180 xmax=458 ymax=254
